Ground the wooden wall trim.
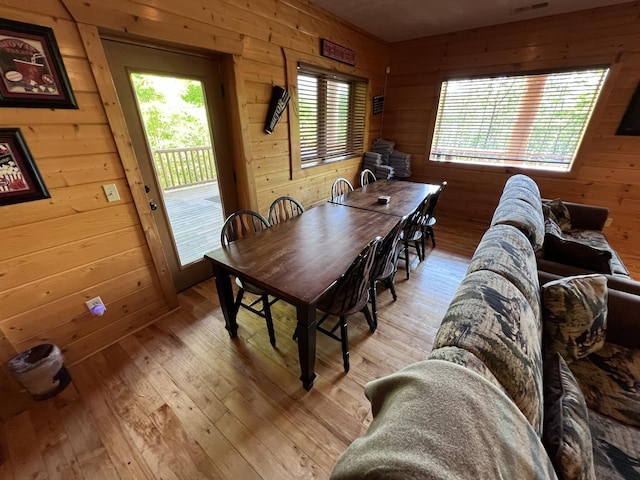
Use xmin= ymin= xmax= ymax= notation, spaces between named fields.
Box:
xmin=222 ymin=55 xmax=258 ymax=211
xmin=61 ymin=0 xmax=244 ymax=55
xmin=76 ymin=23 xmax=178 ymax=308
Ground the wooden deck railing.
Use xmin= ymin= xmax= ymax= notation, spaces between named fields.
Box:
xmin=153 ymin=146 xmax=217 ymax=190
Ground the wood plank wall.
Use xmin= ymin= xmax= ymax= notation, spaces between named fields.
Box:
xmin=382 ymin=2 xmax=640 ymax=277
xmin=0 ymin=0 xmax=388 ymax=415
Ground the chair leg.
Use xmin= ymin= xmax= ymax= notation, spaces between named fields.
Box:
xmin=234 ymin=289 xmax=245 ymax=314
xmin=339 ymin=316 xmax=349 ymax=372
xmin=262 ymin=294 xmax=276 ymax=347
xmin=370 ymin=280 xmax=378 ymax=326
xmin=385 ymin=276 xmax=398 ymax=301
xmin=362 ymin=305 xmax=376 ymax=332
xmin=414 ymin=239 xmax=422 ymax=262
xmin=428 ymin=226 xmax=436 ymax=248
xmin=404 ymin=240 xmax=410 ymax=279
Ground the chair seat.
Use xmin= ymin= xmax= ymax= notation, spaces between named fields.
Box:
xmin=235 ymin=277 xmax=266 ymax=295
xmin=318 ymin=288 xmax=370 ymax=317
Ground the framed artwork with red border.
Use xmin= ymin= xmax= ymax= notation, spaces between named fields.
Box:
xmin=0 ymin=128 xmax=50 ymax=206
xmin=0 ymin=17 xmax=77 ymax=109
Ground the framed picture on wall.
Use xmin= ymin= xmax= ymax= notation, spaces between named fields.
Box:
xmin=617 ymin=81 xmax=640 ymax=136
xmin=0 ymin=17 xmax=77 ymax=109
xmin=0 ymin=128 xmax=50 ymax=206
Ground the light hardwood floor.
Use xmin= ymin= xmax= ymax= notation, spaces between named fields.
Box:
xmin=0 ymin=218 xmax=485 ymax=480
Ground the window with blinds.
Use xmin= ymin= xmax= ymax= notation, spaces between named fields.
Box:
xmin=429 ymin=67 xmax=609 ymax=172
xmin=297 ymin=64 xmax=367 ymax=165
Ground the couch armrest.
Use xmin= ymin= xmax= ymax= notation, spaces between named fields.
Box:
xmin=539 ymin=271 xmax=640 ymax=349
xmin=563 ymin=201 xmax=608 ymax=231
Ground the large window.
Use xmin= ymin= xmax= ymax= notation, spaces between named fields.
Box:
xmin=429 ymin=67 xmax=609 ymax=172
xmin=297 ymin=64 xmax=367 ymax=165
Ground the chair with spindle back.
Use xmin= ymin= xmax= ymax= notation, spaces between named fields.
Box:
xmin=311 ymin=237 xmax=382 ymax=372
xmin=220 ymin=210 xmax=279 ymax=346
xmin=331 ymin=177 xmax=354 ymax=200
xmin=398 ymin=194 xmax=432 ymax=279
xmin=360 ymin=169 xmax=377 ymax=187
xmin=421 ymin=181 xmax=447 ymax=248
xmin=368 ymin=216 xmax=407 ymax=326
xmin=267 ymin=196 xmax=305 ymax=225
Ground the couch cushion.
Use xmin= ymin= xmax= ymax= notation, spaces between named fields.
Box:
xmin=491 ymin=178 xmax=545 ymax=251
xmin=565 ymin=230 xmax=630 ymax=276
xmin=543 ymin=352 xmax=596 ymax=480
xmin=544 ymin=222 xmax=613 ymax=274
xmin=542 ymin=275 xmax=608 ymax=362
xmin=588 ymin=409 xmax=640 ymax=480
xmin=467 ymin=224 xmax=541 ymax=321
xmin=433 ymin=270 xmax=544 ymax=434
xmin=330 ymin=360 xmax=558 ymax=480
xmin=569 ymin=342 xmax=640 ymax=428
xmin=543 ymin=199 xmax=572 ymax=232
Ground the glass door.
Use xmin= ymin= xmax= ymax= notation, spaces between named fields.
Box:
xmin=103 ymin=40 xmax=238 ymax=291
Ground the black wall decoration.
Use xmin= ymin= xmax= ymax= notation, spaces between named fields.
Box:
xmin=617 ymin=81 xmax=640 ymax=136
xmin=264 ymin=85 xmax=290 ymax=134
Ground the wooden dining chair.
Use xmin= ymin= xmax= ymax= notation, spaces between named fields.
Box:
xmin=369 ymin=216 xmax=407 ymax=326
xmin=220 ymin=210 xmax=279 ymax=347
xmin=310 ymin=236 xmax=381 ymax=372
xmin=267 ymin=195 xmax=304 ymax=225
xmin=398 ymin=194 xmax=432 ymax=279
xmin=331 ymin=177 xmax=354 ymax=200
xmin=360 ymin=169 xmax=377 ymax=187
xmin=422 ymin=181 xmax=447 ymax=248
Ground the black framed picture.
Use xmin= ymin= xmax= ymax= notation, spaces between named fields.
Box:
xmin=617 ymin=81 xmax=640 ymax=136
xmin=0 ymin=17 xmax=77 ymax=109
xmin=0 ymin=128 xmax=50 ymax=206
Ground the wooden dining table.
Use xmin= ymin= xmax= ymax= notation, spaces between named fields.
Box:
xmin=330 ymin=179 xmax=439 ymax=217
xmin=204 ymin=202 xmax=400 ymax=390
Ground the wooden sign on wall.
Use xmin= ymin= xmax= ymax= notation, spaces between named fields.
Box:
xmin=321 ymin=39 xmax=355 ymax=66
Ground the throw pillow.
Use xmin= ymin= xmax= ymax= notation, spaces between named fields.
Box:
xmin=543 ymin=199 xmax=572 ymax=232
xmin=542 ymin=274 xmax=608 ymax=362
xmin=543 ymin=352 xmax=596 ymax=480
xmin=543 ymin=221 xmax=612 ymax=274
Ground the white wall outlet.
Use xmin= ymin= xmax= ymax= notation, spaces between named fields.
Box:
xmin=102 ymin=184 xmax=120 ymax=202
xmin=86 ymin=296 xmax=106 ymax=316
xmin=605 ymin=217 xmax=613 ymax=228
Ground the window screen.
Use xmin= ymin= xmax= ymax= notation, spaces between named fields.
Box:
xmin=430 ymin=68 xmax=609 ymax=171
xmin=297 ymin=64 xmax=366 ymax=164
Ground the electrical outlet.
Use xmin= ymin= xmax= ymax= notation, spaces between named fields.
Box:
xmin=86 ymin=296 xmax=106 ymax=316
xmin=605 ymin=218 xmax=613 ymax=228
xmin=102 ymin=184 xmax=120 ymax=202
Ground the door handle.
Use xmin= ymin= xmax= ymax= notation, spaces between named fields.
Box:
xmin=149 ymin=201 xmax=158 ymax=211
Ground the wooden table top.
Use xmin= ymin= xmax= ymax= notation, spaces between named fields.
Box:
xmin=330 ymin=180 xmax=439 ymax=217
xmin=204 ymin=202 xmax=399 ymax=305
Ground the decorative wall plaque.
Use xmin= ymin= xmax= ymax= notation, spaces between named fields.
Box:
xmin=320 ymin=39 xmax=355 ymax=66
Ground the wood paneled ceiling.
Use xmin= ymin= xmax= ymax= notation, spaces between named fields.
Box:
xmin=308 ymin=0 xmax=632 ymax=42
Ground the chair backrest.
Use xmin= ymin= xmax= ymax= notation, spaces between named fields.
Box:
xmin=403 ymin=194 xmax=432 ymax=241
xmin=268 ymin=196 xmax=305 ymax=225
xmin=370 ymin=216 xmax=408 ymax=281
xmin=220 ymin=210 xmax=270 ymax=246
xmin=331 ymin=177 xmax=354 ymax=199
xmin=426 ymin=181 xmax=447 ymax=217
xmin=321 ymin=237 xmax=381 ymax=316
xmin=360 ymin=169 xmax=377 ymax=187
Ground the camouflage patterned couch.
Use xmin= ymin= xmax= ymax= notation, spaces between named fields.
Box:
xmin=331 ymin=174 xmax=640 ymax=480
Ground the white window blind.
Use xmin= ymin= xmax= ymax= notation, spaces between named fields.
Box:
xmin=430 ymin=68 xmax=609 ymax=172
xmin=298 ymin=65 xmax=366 ymax=164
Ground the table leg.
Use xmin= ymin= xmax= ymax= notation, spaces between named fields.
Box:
xmin=212 ymin=263 xmax=238 ymax=338
xmin=296 ymin=303 xmax=317 ymax=390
